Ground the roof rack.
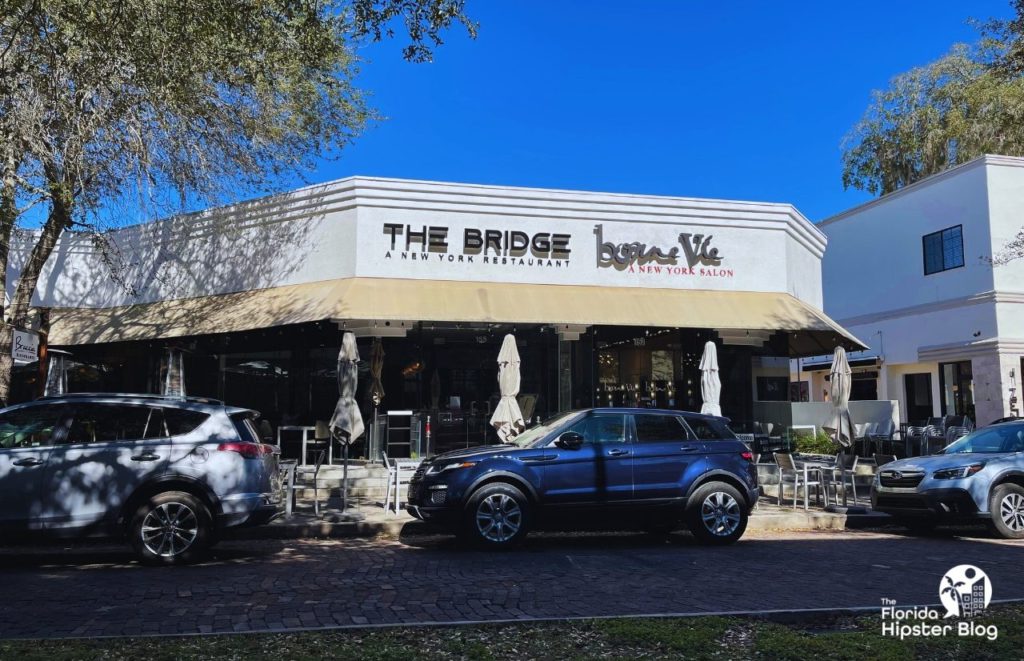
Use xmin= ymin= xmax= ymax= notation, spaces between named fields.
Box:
xmin=36 ymin=392 xmax=224 ymax=405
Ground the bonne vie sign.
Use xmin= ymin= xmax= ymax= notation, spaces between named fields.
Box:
xmin=593 ymin=224 xmax=734 ymax=278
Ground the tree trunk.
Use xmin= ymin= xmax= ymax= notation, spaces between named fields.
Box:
xmin=0 ymin=151 xmax=21 ymax=406
xmin=0 ymin=183 xmax=71 ymax=406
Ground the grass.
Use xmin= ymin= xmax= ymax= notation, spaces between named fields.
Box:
xmin=1 ymin=604 xmax=1021 ymax=660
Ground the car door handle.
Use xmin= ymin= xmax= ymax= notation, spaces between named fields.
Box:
xmin=679 ymin=446 xmax=701 ymax=453
xmin=13 ymin=457 xmax=43 ymax=467
xmin=130 ymin=453 xmax=161 ymax=462
xmin=607 ymin=449 xmax=630 ymax=457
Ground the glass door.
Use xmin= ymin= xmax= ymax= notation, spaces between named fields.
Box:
xmin=939 ymin=361 xmax=975 ymax=421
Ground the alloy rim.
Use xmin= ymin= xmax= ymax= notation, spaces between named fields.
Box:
xmin=1000 ymin=493 xmax=1024 ymax=532
xmin=141 ymin=502 xmax=199 ymax=557
xmin=476 ymin=493 xmax=522 ymax=542
xmin=701 ymin=491 xmax=742 ymax=537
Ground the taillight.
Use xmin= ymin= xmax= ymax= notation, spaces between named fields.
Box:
xmin=217 ymin=442 xmax=273 ymax=459
xmin=740 ymin=451 xmax=753 ymax=462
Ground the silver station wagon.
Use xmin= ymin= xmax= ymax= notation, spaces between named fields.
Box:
xmin=0 ymin=393 xmax=282 ymax=563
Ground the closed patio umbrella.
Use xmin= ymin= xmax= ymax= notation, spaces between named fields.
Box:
xmin=329 ymin=332 xmax=364 ymax=515
xmin=369 ymin=337 xmax=385 ymax=408
xmin=489 ymin=334 xmax=525 ymax=443
xmin=699 ymin=341 xmax=722 ymax=417
xmin=828 ymin=347 xmax=854 ymax=448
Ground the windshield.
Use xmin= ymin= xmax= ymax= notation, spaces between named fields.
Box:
xmin=943 ymin=424 xmax=1024 ymax=454
xmin=511 ymin=411 xmax=583 ymax=448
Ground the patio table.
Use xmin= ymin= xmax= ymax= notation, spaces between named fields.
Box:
xmin=794 ymin=458 xmax=835 ymax=508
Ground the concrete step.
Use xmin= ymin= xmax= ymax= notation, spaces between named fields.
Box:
xmin=296 ymin=485 xmax=391 ymax=499
xmin=294 ymin=465 xmax=382 ymax=481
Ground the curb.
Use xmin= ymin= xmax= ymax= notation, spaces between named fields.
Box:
xmin=226 ymin=510 xmax=894 ymax=541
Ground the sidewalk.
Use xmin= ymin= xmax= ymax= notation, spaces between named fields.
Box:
xmin=226 ymin=497 xmax=891 ymax=541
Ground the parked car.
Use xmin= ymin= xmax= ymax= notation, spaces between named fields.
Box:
xmin=0 ymin=393 xmax=282 ymax=563
xmin=406 ymin=408 xmax=759 ymax=547
xmin=871 ymin=421 xmax=1024 ymax=538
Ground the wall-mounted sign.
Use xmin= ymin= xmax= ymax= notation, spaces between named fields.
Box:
xmin=594 ymin=224 xmax=730 ymax=275
xmin=381 ymin=223 xmax=572 ymax=268
xmin=12 ymin=329 xmax=39 ymax=363
xmin=361 ymin=210 xmax=772 ymax=293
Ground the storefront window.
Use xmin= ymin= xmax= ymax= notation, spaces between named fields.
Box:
xmin=939 ymin=361 xmax=974 ymax=421
xmin=222 ymin=351 xmax=291 ymax=424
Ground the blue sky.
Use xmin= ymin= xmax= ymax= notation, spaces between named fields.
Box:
xmin=310 ymin=0 xmax=1012 ymax=222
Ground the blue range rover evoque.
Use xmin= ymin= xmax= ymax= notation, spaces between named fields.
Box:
xmin=406 ymin=408 xmax=759 ymax=547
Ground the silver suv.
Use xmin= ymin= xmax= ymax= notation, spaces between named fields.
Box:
xmin=0 ymin=393 xmax=282 ymax=563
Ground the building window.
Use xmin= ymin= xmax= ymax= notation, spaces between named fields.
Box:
xmin=938 ymin=360 xmax=974 ymax=423
xmin=922 ymin=225 xmax=964 ymax=275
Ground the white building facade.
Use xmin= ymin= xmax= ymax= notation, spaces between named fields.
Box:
xmin=6 ymin=178 xmax=859 ymax=442
xmin=795 ymin=155 xmax=1024 ymax=427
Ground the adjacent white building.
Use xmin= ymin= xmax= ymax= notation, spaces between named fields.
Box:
xmin=794 ymin=154 xmax=1024 ymax=427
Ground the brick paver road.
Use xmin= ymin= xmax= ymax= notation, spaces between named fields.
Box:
xmin=0 ymin=529 xmax=1022 ymax=639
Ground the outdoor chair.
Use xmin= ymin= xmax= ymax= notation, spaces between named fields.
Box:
xmin=824 ymin=453 xmax=859 ymax=506
xmin=873 ymin=453 xmax=897 ymax=467
xmin=305 ymin=420 xmax=332 ymax=466
xmin=774 ymin=452 xmax=825 ymax=510
xmin=923 ymin=424 xmax=946 ymax=455
xmin=905 ymin=426 xmax=926 ymax=457
xmin=853 ymin=422 xmax=877 ymax=456
xmin=870 ymin=420 xmax=897 ymax=455
xmin=382 ymin=454 xmax=421 ymax=515
xmin=945 ymin=425 xmax=971 ymax=444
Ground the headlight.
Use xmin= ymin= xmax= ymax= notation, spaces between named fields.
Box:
xmin=425 ymin=461 xmax=477 ymax=475
xmin=933 ymin=464 xmax=984 ymax=480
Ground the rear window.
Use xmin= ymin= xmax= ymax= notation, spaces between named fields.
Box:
xmin=683 ymin=415 xmax=736 ymax=441
xmin=162 ymin=409 xmax=209 ymax=436
xmin=231 ymin=414 xmax=259 ymax=443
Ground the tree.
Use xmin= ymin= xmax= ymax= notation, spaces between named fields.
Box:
xmin=841 ymin=44 xmax=1024 ymax=196
xmin=0 ymin=0 xmax=475 ymax=404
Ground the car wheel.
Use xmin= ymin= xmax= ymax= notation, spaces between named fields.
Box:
xmin=463 ymin=482 xmax=530 ymax=549
xmin=988 ymin=483 xmax=1024 ymax=540
xmin=687 ymin=482 xmax=748 ymax=545
xmin=130 ymin=491 xmax=212 ymax=565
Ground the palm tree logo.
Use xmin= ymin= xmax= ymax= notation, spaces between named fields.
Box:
xmin=941 ymin=575 xmax=966 ymax=617
xmin=939 ymin=565 xmax=991 ymax=619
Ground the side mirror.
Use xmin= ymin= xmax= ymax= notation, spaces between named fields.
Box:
xmin=556 ymin=431 xmax=585 ymax=450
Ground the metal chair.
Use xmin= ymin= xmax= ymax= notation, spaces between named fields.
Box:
xmin=305 ymin=420 xmax=332 ymax=465
xmin=824 ymin=453 xmax=859 ymax=506
xmin=383 ymin=454 xmax=421 ymax=515
xmin=923 ymin=424 xmax=946 ymax=455
xmin=854 ymin=422 xmax=877 ymax=456
xmin=905 ymin=426 xmax=926 ymax=457
xmin=774 ymin=452 xmax=824 ymax=510
xmin=873 ymin=453 xmax=897 ymax=467
xmin=870 ymin=420 xmax=896 ymax=455
xmin=945 ymin=425 xmax=971 ymax=444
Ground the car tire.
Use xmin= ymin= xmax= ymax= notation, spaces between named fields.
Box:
xmin=130 ymin=491 xmax=213 ymax=565
xmin=988 ymin=483 xmax=1024 ymax=540
xmin=686 ymin=482 xmax=748 ymax=545
xmin=462 ymin=482 xmax=531 ymax=549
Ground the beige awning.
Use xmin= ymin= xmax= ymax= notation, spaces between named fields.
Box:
xmin=47 ymin=277 xmax=864 ymax=356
